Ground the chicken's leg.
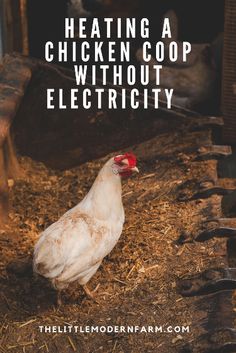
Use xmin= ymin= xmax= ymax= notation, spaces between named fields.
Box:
xmin=83 ymin=284 xmax=100 ymax=303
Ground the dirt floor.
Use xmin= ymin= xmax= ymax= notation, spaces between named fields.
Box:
xmin=0 ymin=128 xmax=229 ymax=353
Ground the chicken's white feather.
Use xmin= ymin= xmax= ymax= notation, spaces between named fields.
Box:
xmin=33 ymin=157 xmax=125 ymax=290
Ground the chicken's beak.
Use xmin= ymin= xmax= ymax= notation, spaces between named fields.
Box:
xmin=131 ymin=166 xmax=139 ymax=173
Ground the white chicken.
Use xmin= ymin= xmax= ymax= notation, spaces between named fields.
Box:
xmin=33 ymin=153 xmax=139 ymax=304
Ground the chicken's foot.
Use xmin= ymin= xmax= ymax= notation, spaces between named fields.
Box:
xmin=83 ymin=284 xmax=100 ymax=303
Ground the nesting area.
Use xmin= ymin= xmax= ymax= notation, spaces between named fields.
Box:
xmin=0 ymin=127 xmax=228 ymax=353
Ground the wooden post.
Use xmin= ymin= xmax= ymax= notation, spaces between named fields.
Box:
xmin=5 ymin=133 xmax=21 ymax=179
xmin=0 ymin=132 xmax=20 ymax=223
xmin=0 ymin=54 xmax=33 ymax=224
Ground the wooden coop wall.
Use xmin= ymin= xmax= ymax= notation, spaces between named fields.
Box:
xmin=222 ymin=0 xmax=236 ymax=144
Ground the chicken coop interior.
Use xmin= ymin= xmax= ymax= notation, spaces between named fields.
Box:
xmin=1 ymin=1 xmax=236 ymax=353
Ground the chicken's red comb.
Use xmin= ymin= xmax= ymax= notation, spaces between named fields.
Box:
xmin=114 ymin=152 xmax=137 ymax=167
